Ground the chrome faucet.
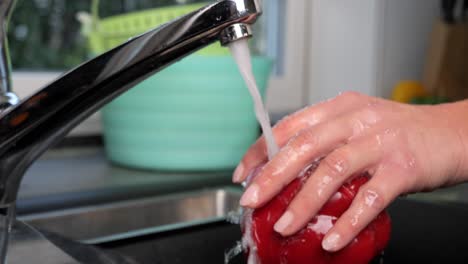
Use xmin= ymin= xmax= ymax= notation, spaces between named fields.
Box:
xmin=0 ymin=0 xmax=261 ymax=207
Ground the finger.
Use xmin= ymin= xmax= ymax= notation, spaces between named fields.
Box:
xmin=233 ymin=91 xmax=373 ymax=183
xmin=239 ymin=119 xmax=351 ymax=208
xmin=271 ymin=135 xmax=383 ymax=236
xmin=321 ymin=165 xmax=405 ymax=252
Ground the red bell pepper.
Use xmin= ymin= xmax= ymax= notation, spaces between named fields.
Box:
xmin=242 ymin=165 xmax=391 ymax=264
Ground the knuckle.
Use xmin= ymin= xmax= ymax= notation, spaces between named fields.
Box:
xmin=241 ymin=146 xmax=264 ymax=165
xmin=355 ymin=108 xmax=382 ymax=127
xmin=367 ymin=97 xmax=382 ymax=108
xmin=383 ymin=128 xmax=402 ymax=141
xmin=273 ymin=116 xmax=311 ymax=145
xmin=321 ymin=150 xmax=350 ymax=178
xmin=257 ymin=173 xmax=274 ymax=188
xmin=342 ymin=212 xmax=361 ymax=232
xmin=274 ymin=114 xmax=293 ymax=132
xmin=391 ymin=168 xmax=416 ymax=193
xmin=302 ymin=128 xmax=319 ymax=145
xmin=358 ymin=187 xmax=387 ymax=212
xmin=289 ymin=128 xmax=318 ymax=150
xmin=338 ymin=91 xmax=363 ymax=101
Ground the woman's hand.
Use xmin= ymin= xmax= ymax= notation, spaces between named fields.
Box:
xmin=233 ymin=92 xmax=468 ymax=252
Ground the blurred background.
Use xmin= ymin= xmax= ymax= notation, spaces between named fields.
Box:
xmin=3 ymin=1 xmax=468 ymax=263
xmin=10 ymin=0 xmax=467 ymax=169
xmin=11 ymin=0 xmax=462 ymax=133
xmin=4 ymin=0 xmax=466 ymax=166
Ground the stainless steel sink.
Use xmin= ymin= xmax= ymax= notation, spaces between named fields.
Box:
xmin=19 ymin=188 xmax=242 ymax=244
xmin=15 ymin=188 xmax=468 ymax=264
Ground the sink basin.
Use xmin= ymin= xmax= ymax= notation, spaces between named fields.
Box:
xmin=19 ymin=188 xmax=242 ymax=244
xmin=17 ymin=188 xmax=468 ymax=264
xmin=18 ymin=188 xmax=243 ymax=264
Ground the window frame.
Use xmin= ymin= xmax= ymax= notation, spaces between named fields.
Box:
xmin=266 ymin=0 xmax=308 ymax=114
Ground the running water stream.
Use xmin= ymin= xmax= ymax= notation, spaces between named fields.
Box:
xmin=225 ymin=39 xmax=279 ymax=264
xmin=228 ymin=39 xmax=279 ymax=160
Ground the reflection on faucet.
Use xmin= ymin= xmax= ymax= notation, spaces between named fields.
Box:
xmin=0 ymin=0 xmax=262 ymax=206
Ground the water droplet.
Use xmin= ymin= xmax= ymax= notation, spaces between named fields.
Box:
xmin=351 ymin=206 xmax=364 ymax=226
xmin=307 ymin=215 xmax=336 ymax=234
xmin=365 ymin=190 xmax=379 ymax=207
xmin=226 ymin=209 xmax=243 ymax=225
xmin=406 ymin=157 xmax=416 ymax=169
xmin=225 ymin=241 xmax=244 ymax=264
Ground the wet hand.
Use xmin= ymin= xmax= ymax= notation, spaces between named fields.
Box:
xmin=233 ymin=92 xmax=468 ymax=252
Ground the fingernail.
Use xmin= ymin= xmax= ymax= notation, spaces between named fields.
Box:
xmin=233 ymin=163 xmax=244 ymax=183
xmin=322 ymin=232 xmax=341 ymax=251
xmin=274 ymin=211 xmax=294 ymax=233
xmin=240 ymin=184 xmax=259 ymax=206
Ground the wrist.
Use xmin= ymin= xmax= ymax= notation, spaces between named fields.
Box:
xmin=431 ymin=101 xmax=468 ymax=182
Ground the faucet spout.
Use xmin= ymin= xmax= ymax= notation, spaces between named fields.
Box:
xmin=0 ymin=0 xmax=262 ymax=206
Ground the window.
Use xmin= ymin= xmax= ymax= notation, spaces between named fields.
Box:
xmin=9 ymin=0 xmax=209 ymax=70
xmin=9 ymin=0 xmax=308 ymax=135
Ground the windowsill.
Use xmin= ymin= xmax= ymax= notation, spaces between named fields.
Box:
xmin=12 ymin=71 xmax=62 ymax=98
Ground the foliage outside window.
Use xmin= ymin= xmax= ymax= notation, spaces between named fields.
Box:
xmin=8 ymin=0 xmax=207 ymax=70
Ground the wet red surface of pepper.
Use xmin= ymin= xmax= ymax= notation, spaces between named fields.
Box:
xmin=242 ymin=166 xmax=391 ymax=264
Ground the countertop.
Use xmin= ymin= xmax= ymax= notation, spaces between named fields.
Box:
xmin=16 ymin=146 xmax=468 ymax=215
xmin=17 ymin=147 xmax=236 ymax=215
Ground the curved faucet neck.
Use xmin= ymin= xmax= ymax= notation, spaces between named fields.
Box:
xmin=0 ymin=0 xmax=261 ymax=205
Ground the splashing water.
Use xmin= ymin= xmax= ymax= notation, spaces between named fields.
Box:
xmin=224 ymin=241 xmax=243 ymax=264
xmin=225 ymin=40 xmax=279 ymax=264
xmin=226 ymin=208 xmax=243 ymax=225
xmin=224 ymin=210 xmax=243 ymax=263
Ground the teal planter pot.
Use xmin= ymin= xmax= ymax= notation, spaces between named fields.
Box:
xmin=102 ymin=55 xmax=273 ymax=171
